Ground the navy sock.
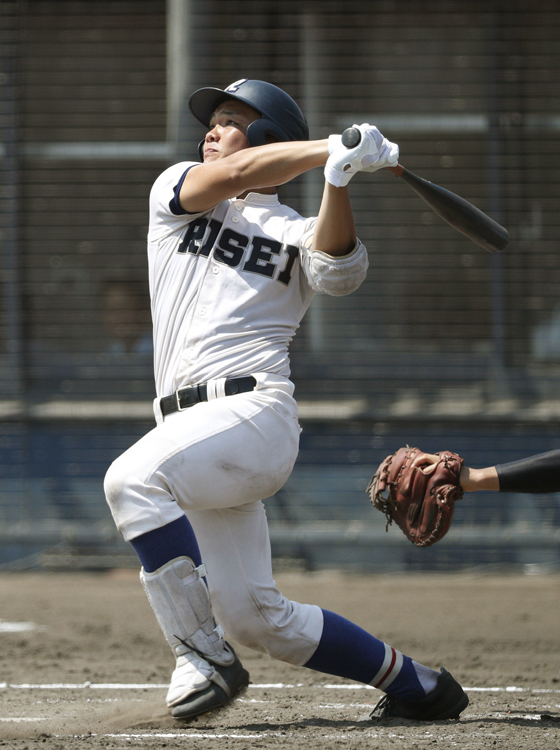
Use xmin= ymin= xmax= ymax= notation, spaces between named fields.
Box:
xmin=129 ymin=516 xmax=202 ymax=572
xmin=304 ymin=609 xmax=429 ymax=701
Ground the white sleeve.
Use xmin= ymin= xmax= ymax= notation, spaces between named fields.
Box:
xmin=299 ymin=225 xmax=369 ymax=297
xmin=148 ymin=161 xmax=208 ymax=243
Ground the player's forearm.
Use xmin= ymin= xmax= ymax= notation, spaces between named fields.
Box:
xmin=312 ymin=182 xmax=357 ymax=257
xmin=230 ymin=139 xmax=328 ymax=188
xmin=181 ymin=140 xmax=328 ymax=212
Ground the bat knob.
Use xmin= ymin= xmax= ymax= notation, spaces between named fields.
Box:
xmin=341 ymin=127 xmax=361 ymax=149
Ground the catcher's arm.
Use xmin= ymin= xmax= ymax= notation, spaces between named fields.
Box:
xmin=413 ymin=448 xmax=560 ymax=494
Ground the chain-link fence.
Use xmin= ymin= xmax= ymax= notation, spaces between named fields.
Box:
xmin=1 ymin=0 xmax=559 ymax=571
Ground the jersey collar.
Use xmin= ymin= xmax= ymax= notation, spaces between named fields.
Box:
xmin=233 ymin=192 xmax=280 ymax=207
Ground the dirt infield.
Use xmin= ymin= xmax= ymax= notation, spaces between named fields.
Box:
xmin=0 ymin=569 xmax=558 ymax=749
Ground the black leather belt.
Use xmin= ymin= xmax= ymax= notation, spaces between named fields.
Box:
xmin=160 ymin=376 xmax=257 ymax=417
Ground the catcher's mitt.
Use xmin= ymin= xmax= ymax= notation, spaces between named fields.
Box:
xmin=366 ymin=447 xmax=464 ymax=547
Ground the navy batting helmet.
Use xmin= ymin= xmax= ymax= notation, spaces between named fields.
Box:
xmin=189 ymin=78 xmax=309 ymax=159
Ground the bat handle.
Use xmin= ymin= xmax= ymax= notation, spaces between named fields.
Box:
xmin=341 ymin=127 xmax=403 ymax=174
xmin=341 ymin=127 xmax=361 ymax=149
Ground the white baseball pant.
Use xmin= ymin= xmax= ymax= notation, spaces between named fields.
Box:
xmin=104 ymin=372 xmax=324 ymax=666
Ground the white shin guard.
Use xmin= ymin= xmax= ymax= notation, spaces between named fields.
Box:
xmin=140 ymin=556 xmax=236 ymax=707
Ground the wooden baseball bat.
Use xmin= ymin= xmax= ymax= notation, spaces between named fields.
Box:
xmin=341 ymin=127 xmax=509 ymax=254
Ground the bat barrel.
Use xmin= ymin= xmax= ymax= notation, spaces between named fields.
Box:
xmin=398 ymin=168 xmax=509 ymax=253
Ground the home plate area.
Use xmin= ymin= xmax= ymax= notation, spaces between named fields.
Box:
xmin=0 ymin=571 xmax=558 ymax=749
xmin=0 ymin=681 xmax=559 ymax=748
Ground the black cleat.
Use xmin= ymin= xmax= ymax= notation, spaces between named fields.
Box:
xmin=171 ymin=652 xmax=250 ymax=721
xmin=370 ymin=668 xmax=469 ymax=721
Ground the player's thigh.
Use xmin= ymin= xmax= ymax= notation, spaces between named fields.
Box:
xmin=167 ymin=395 xmax=299 ymax=510
xmin=106 ymin=389 xmax=300 ymax=512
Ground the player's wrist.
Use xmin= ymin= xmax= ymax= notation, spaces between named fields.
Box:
xmin=459 ymin=466 xmax=476 ymax=492
xmin=460 ymin=466 xmax=499 ymax=492
xmin=324 ymin=158 xmax=355 ymax=187
xmin=328 ymin=134 xmax=342 ymax=154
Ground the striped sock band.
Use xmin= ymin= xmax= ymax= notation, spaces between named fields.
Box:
xmin=370 ymin=643 xmax=404 ymax=691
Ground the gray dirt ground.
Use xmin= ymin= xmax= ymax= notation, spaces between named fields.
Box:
xmin=0 ymin=569 xmax=559 ymax=749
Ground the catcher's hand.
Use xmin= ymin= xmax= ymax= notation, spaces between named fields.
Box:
xmin=366 ymin=447 xmax=464 ymax=547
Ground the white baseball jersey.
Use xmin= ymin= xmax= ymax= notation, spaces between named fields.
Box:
xmin=148 ymin=161 xmax=369 ymax=400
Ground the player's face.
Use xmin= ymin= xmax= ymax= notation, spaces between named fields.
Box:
xmin=203 ymin=100 xmax=261 ymax=162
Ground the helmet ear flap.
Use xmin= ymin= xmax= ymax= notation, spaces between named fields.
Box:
xmin=246 ymin=119 xmax=288 ymax=147
xmin=198 ymin=139 xmax=205 ymax=161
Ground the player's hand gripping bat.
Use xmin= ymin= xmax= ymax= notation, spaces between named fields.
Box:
xmin=342 ymin=127 xmax=509 ymax=254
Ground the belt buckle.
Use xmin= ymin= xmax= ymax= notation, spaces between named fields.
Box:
xmin=176 ymin=387 xmax=191 ymax=412
xmin=176 ymin=390 xmax=185 ymax=412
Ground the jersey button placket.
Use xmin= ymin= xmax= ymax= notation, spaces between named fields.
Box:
xmin=232 ymin=202 xmax=243 ymax=223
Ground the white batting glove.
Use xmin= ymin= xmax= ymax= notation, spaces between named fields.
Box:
xmin=324 ymin=124 xmax=399 ymax=187
xmin=327 ymin=134 xmax=343 ymax=154
xmin=358 ymin=124 xmax=399 ymax=173
xmin=324 ymin=129 xmax=369 ymax=188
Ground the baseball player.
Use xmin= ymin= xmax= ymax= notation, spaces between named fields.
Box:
xmin=104 ymin=79 xmax=469 ymax=722
xmin=413 ymin=448 xmax=560 ymax=493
